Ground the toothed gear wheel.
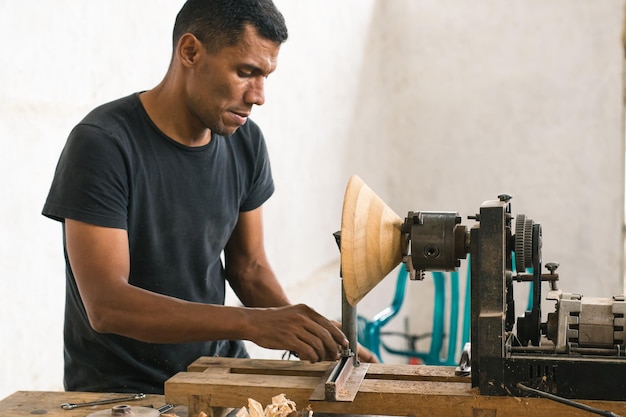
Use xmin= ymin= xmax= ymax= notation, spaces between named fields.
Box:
xmin=514 ymin=214 xmax=534 ymax=273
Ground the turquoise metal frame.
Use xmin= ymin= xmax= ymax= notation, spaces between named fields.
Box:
xmin=357 ymin=263 xmax=470 ymax=366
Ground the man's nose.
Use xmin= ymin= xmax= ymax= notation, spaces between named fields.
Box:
xmin=244 ymin=78 xmax=265 ymax=106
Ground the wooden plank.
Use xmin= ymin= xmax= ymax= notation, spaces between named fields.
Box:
xmin=166 ymin=371 xmax=320 ymax=407
xmin=366 ymin=363 xmax=468 ymax=382
xmin=165 ymin=357 xmax=626 ymax=417
xmin=187 ymin=357 xmax=330 ymax=375
xmin=187 ymin=357 xmax=466 ymax=382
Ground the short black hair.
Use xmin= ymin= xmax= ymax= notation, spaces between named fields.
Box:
xmin=173 ymin=0 xmax=288 ymax=53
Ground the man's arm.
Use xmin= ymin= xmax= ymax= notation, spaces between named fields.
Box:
xmin=64 ymin=218 xmax=251 ymax=343
xmin=224 ymin=207 xmax=378 ymax=363
xmin=65 ymin=216 xmax=347 ymax=362
xmin=224 ymin=206 xmax=288 ymax=308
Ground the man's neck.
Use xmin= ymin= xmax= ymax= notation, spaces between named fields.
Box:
xmin=139 ymin=85 xmax=212 ymax=147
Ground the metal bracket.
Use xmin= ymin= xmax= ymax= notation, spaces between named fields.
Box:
xmin=310 ymin=353 xmax=369 ymax=402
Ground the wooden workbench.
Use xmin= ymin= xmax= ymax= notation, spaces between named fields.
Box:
xmin=0 ymin=390 xmax=187 ymax=417
xmin=165 ymin=357 xmax=626 ymax=417
xmin=4 ymin=359 xmax=626 ymax=417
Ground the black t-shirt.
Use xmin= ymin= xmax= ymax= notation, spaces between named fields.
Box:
xmin=42 ymin=93 xmax=274 ymax=393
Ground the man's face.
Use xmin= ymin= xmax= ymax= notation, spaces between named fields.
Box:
xmin=185 ymin=25 xmax=280 ymax=137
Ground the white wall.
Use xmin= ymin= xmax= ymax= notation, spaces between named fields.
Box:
xmin=0 ymin=0 xmax=623 ymax=399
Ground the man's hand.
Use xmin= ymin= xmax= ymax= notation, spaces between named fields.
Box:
xmin=245 ymin=304 xmax=349 ymax=362
xmin=356 ymin=343 xmax=379 ymax=363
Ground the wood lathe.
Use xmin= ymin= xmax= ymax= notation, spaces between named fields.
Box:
xmin=165 ymin=175 xmax=626 ymax=417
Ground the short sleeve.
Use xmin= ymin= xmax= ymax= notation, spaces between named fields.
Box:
xmin=42 ymin=123 xmax=129 ymax=229
xmin=238 ymin=124 xmax=274 ymax=212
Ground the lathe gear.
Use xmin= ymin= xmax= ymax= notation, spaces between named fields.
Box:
xmin=514 ymin=214 xmax=534 ymax=273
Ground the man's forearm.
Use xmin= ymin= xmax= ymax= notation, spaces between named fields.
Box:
xmin=228 ymin=263 xmax=291 ymax=308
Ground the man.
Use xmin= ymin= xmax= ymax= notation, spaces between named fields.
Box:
xmin=43 ymin=0 xmax=373 ymax=394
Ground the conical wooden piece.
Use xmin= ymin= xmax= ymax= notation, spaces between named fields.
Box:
xmin=340 ymin=175 xmax=403 ymax=306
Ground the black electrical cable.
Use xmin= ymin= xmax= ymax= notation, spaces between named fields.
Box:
xmin=516 ymin=383 xmax=622 ymax=417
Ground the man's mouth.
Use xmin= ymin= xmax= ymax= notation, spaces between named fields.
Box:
xmin=230 ymin=110 xmax=250 ymax=125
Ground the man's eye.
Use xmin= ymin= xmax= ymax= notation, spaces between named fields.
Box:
xmin=238 ymin=69 xmax=253 ymax=77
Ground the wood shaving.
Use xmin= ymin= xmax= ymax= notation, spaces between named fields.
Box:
xmin=235 ymin=394 xmax=311 ymax=417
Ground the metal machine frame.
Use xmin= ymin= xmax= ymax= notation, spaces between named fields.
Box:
xmin=468 ymin=196 xmax=626 ymax=400
xmin=396 ymin=194 xmax=626 ymax=401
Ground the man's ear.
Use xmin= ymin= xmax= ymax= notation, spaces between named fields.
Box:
xmin=177 ymin=33 xmax=202 ymax=66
